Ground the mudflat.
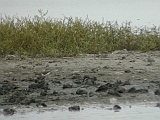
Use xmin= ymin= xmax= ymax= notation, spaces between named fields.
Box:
xmin=0 ymin=50 xmax=160 ymax=114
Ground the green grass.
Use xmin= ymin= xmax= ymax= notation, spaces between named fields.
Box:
xmin=0 ymin=10 xmax=160 ymax=57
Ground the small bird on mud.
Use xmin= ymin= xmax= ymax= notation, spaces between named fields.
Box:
xmin=34 ymin=69 xmax=51 ymax=80
xmin=41 ymin=70 xmax=51 ymax=77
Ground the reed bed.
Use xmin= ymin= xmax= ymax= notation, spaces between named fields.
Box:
xmin=0 ymin=10 xmax=160 ymax=57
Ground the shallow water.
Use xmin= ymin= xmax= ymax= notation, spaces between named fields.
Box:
xmin=0 ymin=0 xmax=160 ymax=27
xmin=0 ymin=105 xmax=160 ymax=120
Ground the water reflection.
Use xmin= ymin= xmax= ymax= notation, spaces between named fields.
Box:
xmin=0 ymin=105 xmax=160 ymax=120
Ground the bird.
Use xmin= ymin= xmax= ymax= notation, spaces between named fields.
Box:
xmin=41 ymin=70 xmax=51 ymax=77
xmin=34 ymin=69 xmax=51 ymax=80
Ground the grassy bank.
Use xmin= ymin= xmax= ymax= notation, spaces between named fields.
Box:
xmin=1 ymin=11 xmax=160 ymax=57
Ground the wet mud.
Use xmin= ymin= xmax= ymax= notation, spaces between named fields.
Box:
xmin=0 ymin=50 xmax=160 ymax=115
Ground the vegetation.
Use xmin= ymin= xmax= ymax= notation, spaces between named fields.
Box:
xmin=0 ymin=10 xmax=160 ymax=57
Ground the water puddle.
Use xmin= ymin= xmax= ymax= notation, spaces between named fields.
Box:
xmin=0 ymin=104 xmax=160 ymax=120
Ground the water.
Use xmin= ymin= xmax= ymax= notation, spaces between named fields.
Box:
xmin=0 ymin=105 xmax=160 ymax=120
xmin=0 ymin=0 xmax=160 ymax=27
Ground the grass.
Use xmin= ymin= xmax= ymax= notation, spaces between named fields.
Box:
xmin=0 ymin=10 xmax=160 ymax=57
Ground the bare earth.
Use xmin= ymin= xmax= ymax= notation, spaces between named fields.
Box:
xmin=0 ymin=50 xmax=160 ymax=114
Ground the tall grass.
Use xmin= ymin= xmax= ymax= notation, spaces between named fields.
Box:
xmin=0 ymin=10 xmax=160 ymax=57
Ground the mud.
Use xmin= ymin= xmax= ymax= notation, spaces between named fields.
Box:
xmin=0 ymin=50 xmax=160 ymax=115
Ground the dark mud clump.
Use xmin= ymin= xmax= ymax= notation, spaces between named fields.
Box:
xmin=0 ymin=50 xmax=160 ymax=113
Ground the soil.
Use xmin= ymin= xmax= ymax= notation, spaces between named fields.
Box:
xmin=0 ymin=50 xmax=160 ymax=115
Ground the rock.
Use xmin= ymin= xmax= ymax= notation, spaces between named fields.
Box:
xmin=52 ymin=80 xmax=61 ymax=84
xmin=83 ymin=75 xmax=90 ymax=79
xmin=68 ymin=105 xmax=80 ymax=111
xmin=155 ymin=89 xmax=160 ymax=95
xmin=76 ymin=89 xmax=88 ymax=95
xmin=113 ymin=105 xmax=121 ymax=110
xmin=122 ymin=80 xmax=131 ymax=86
xmin=83 ymin=76 xmax=97 ymax=85
xmin=128 ymin=87 xmax=136 ymax=93
xmin=89 ymin=92 xmax=94 ymax=97
xmin=124 ymin=69 xmax=131 ymax=73
xmin=156 ymin=103 xmax=160 ymax=107
xmin=128 ymin=87 xmax=148 ymax=93
xmin=3 ymin=108 xmax=16 ymax=115
xmin=108 ymin=89 xmax=121 ymax=97
xmin=96 ymin=83 xmax=113 ymax=92
xmin=71 ymin=73 xmax=82 ymax=79
xmin=29 ymin=81 xmax=48 ymax=90
xmin=63 ymin=83 xmax=72 ymax=89
xmin=6 ymin=92 xmax=28 ymax=104
xmin=40 ymin=91 xmax=47 ymax=96
xmin=96 ymin=85 xmax=108 ymax=92
xmin=53 ymin=91 xmax=59 ymax=96
xmin=116 ymin=86 xmax=126 ymax=93
xmin=36 ymin=102 xmax=47 ymax=107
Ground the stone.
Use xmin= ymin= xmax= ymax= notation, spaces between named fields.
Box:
xmin=68 ymin=105 xmax=80 ymax=111
xmin=124 ymin=69 xmax=131 ymax=73
xmin=108 ymin=89 xmax=121 ymax=97
xmin=76 ymin=89 xmax=88 ymax=95
xmin=128 ymin=87 xmax=148 ymax=93
xmin=113 ymin=105 xmax=121 ymax=110
xmin=63 ymin=83 xmax=73 ymax=89
xmin=155 ymin=89 xmax=160 ymax=95
xmin=40 ymin=91 xmax=47 ymax=96
xmin=96 ymin=83 xmax=113 ymax=92
xmin=3 ymin=108 xmax=16 ymax=115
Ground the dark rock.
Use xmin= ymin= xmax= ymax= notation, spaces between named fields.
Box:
xmin=63 ymin=83 xmax=72 ymax=89
xmin=122 ymin=80 xmax=131 ymax=86
xmin=155 ymin=89 xmax=160 ymax=95
xmin=1 ymin=81 xmax=18 ymax=94
xmin=124 ymin=69 xmax=131 ymax=73
xmin=156 ymin=103 xmax=160 ymax=107
xmin=3 ymin=108 xmax=16 ymax=115
xmin=108 ymin=89 xmax=121 ymax=97
xmin=96 ymin=83 xmax=113 ymax=92
xmin=36 ymin=102 xmax=47 ymax=107
xmin=115 ymin=80 xmax=122 ymax=84
xmin=128 ymin=87 xmax=136 ymax=93
xmin=52 ymin=80 xmax=61 ymax=84
xmin=37 ymin=75 xmax=45 ymax=80
xmin=83 ymin=76 xmax=97 ymax=85
xmin=89 ymin=92 xmax=94 ymax=97
xmin=20 ymin=99 xmax=31 ymax=105
xmin=6 ymin=92 xmax=28 ymax=104
xmin=116 ymin=86 xmax=126 ymax=93
xmin=128 ymin=87 xmax=148 ymax=93
xmin=71 ymin=73 xmax=82 ymax=79
xmin=40 ymin=91 xmax=47 ymax=96
xmin=53 ymin=91 xmax=59 ymax=96
xmin=29 ymin=81 xmax=49 ymax=90
xmin=83 ymin=75 xmax=90 ymax=79
xmin=68 ymin=105 xmax=80 ymax=111
xmin=113 ymin=105 xmax=121 ymax=110
xmin=96 ymin=85 xmax=108 ymax=92
xmin=76 ymin=89 xmax=88 ymax=95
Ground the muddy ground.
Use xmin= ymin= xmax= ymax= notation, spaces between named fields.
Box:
xmin=0 ymin=50 xmax=160 ymax=114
